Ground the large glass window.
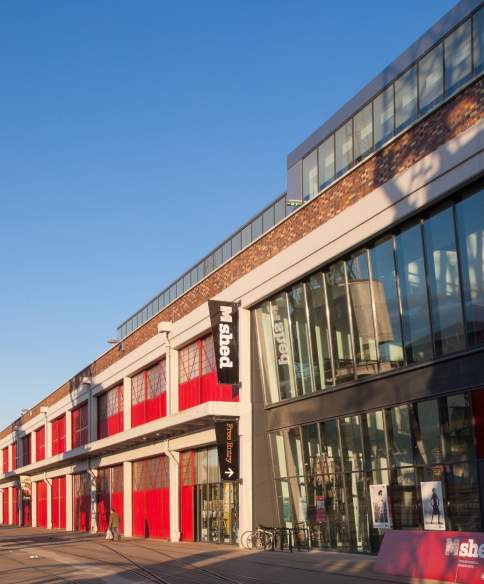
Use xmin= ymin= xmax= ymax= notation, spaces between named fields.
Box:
xmin=387 ymin=405 xmax=414 ymax=467
xmin=307 ymin=273 xmax=333 ymax=390
xmin=443 ymin=394 xmax=474 ymax=462
xmin=455 ymin=188 xmax=484 ymax=347
xmin=370 ymin=239 xmax=404 ymax=369
xmin=424 ymin=207 xmax=465 ymax=355
xmin=287 ymin=284 xmax=314 ymax=395
xmin=301 ymin=424 xmax=321 ymax=477
xmin=346 ymin=251 xmax=378 ymax=378
xmin=254 ymin=302 xmax=280 ymax=404
xmin=418 ymin=43 xmax=444 ymax=114
xmin=413 ymin=400 xmax=443 ymax=465
xmin=340 ymin=416 xmax=364 ymax=472
xmin=335 ymin=120 xmax=353 ymax=177
xmin=353 ymin=103 xmax=373 ymax=162
xmin=395 ymin=224 xmax=433 ymax=363
xmin=302 ymin=150 xmax=318 ymax=202
xmin=395 ymin=66 xmax=418 ymax=133
xmin=474 ymin=7 xmax=484 ymax=75
xmin=325 ymin=263 xmax=354 ymax=384
xmin=270 ymin=431 xmax=288 ymax=478
xmin=445 ymin=20 xmax=472 ymax=95
xmin=320 ymin=419 xmax=341 ymax=474
xmin=318 ymin=136 xmax=335 ymax=190
xmin=271 ymin=294 xmax=297 ymax=400
xmin=373 ymin=85 xmax=394 ymax=149
xmin=362 ymin=410 xmax=388 ymax=470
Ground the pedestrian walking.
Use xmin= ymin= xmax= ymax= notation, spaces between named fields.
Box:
xmin=108 ymin=508 xmax=121 ymax=542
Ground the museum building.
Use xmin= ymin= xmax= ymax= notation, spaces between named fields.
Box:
xmin=0 ymin=0 xmax=483 ymax=554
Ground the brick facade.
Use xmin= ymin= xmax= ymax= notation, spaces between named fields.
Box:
xmin=2 ymin=75 xmax=482 ymax=441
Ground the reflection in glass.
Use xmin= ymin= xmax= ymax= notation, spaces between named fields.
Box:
xmin=318 ymin=136 xmax=335 ymax=189
xmin=303 ymin=150 xmax=318 ymax=202
xmin=445 ymin=463 xmax=481 ymax=531
xmin=370 ymin=239 xmax=404 ymax=369
xmin=418 ymin=43 xmax=443 ymax=114
xmin=275 ymin=479 xmax=292 ymax=526
xmin=373 ymin=85 xmax=394 ymax=148
xmin=346 ymin=252 xmax=378 ymax=378
xmin=444 ymin=394 xmax=474 ymax=462
xmin=396 ymin=224 xmax=433 ymax=363
xmin=270 ymin=432 xmax=288 ymax=478
xmin=424 ymin=208 xmax=465 ymax=355
xmin=301 ymin=424 xmax=321 ymax=478
xmin=474 ymin=8 xmax=484 ymax=75
xmin=288 ymin=285 xmax=314 ymax=395
xmin=391 ymin=467 xmax=419 ymax=529
xmin=340 ymin=416 xmax=364 ymax=472
xmin=353 ymin=103 xmax=373 ymax=162
xmin=271 ymin=295 xmax=297 ymax=399
xmin=346 ymin=472 xmax=370 ymax=552
xmin=335 ymin=120 xmax=353 ymax=177
xmin=307 ymin=274 xmax=333 ymax=390
xmin=413 ymin=400 xmax=443 ymax=465
xmin=254 ymin=302 xmax=279 ymax=404
xmin=455 ymin=188 xmax=484 ymax=347
xmin=387 ymin=405 xmax=414 ymax=467
xmin=395 ymin=66 xmax=418 ymax=133
xmin=325 ymin=263 xmax=354 ymax=383
xmin=320 ymin=420 xmax=342 ymax=474
xmin=445 ymin=20 xmax=472 ymax=94
xmin=362 ymin=410 xmax=388 ymax=469
xmin=287 ymin=427 xmax=305 ymax=476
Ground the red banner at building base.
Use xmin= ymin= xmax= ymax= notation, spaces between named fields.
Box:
xmin=375 ymin=530 xmax=484 ymax=583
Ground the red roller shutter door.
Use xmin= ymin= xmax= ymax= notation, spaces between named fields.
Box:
xmin=180 ymin=450 xmax=195 ymax=541
xmin=2 ymin=490 xmax=8 ymax=524
xmin=36 ymin=481 xmax=47 ymax=528
xmin=96 ymin=465 xmax=124 ymax=534
xmin=132 ymin=456 xmax=169 ymax=539
xmin=73 ymin=473 xmax=90 ymax=532
xmin=22 ymin=492 xmax=31 ymax=526
xmin=52 ymin=476 xmax=66 ymax=529
xmin=12 ymin=487 xmax=19 ymax=525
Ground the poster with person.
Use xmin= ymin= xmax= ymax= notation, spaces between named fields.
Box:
xmin=420 ymin=480 xmax=446 ymax=530
xmin=370 ymin=484 xmax=391 ymax=529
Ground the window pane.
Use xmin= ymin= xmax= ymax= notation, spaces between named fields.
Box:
xmin=318 ymin=135 xmax=335 ymax=190
xmin=395 ymin=66 xmax=418 ymax=133
xmin=254 ymin=302 xmax=280 ymax=404
xmin=241 ymin=224 xmax=251 ymax=248
xmin=335 ymin=120 xmax=353 ymax=177
xmin=445 ymin=20 xmax=472 ymax=95
xmin=413 ymin=400 xmax=443 ymax=465
xmin=346 ymin=251 xmax=378 ymax=378
xmin=325 ymin=262 xmax=354 ymax=384
xmin=287 ymin=284 xmax=314 ymax=395
xmin=395 ymin=224 xmax=433 ymax=363
xmin=263 ymin=207 xmax=274 ymax=232
xmin=339 ymin=416 xmax=364 ymax=472
xmin=231 ymin=232 xmax=241 ymax=255
xmin=391 ymin=466 xmax=418 ymax=529
xmin=271 ymin=294 xmax=297 ymax=400
xmin=214 ymin=248 xmax=222 ymax=268
xmin=387 ymin=404 xmax=414 ymax=467
xmin=370 ymin=239 xmax=404 ymax=369
xmin=302 ymin=150 xmax=318 ymax=202
xmin=424 ymin=208 xmax=465 ymax=356
xmin=275 ymin=197 xmax=286 ymax=223
xmin=320 ymin=419 xmax=341 ymax=473
xmin=271 ymin=431 xmax=288 ymax=478
xmin=474 ymin=8 xmax=484 ymax=74
xmin=301 ymin=424 xmax=321 ymax=477
xmin=287 ymin=427 xmax=305 ymax=476
xmin=444 ymin=394 xmax=474 ymax=462
xmin=445 ymin=463 xmax=481 ymax=531
xmin=373 ymin=85 xmax=394 ymax=148
xmin=307 ymin=273 xmax=333 ymax=389
xmin=418 ymin=43 xmax=443 ymax=114
xmin=222 ymin=240 xmax=231 ymax=262
xmin=252 ymin=215 xmax=263 ymax=240
xmin=455 ymin=188 xmax=484 ymax=346
xmin=362 ymin=410 xmax=387 ymax=470
xmin=353 ymin=103 xmax=373 ymax=162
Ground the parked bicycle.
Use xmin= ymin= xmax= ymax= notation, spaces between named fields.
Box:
xmin=241 ymin=525 xmax=274 ymax=550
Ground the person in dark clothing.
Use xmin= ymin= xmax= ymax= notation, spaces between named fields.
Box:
xmin=430 ymin=488 xmax=441 ymax=525
xmin=108 ymin=508 xmax=121 ymax=541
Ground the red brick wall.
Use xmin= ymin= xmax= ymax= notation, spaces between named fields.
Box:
xmin=2 ymin=76 xmax=482 ymax=441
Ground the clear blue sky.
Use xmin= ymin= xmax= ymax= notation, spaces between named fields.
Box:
xmin=0 ymin=0 xmax=457 ymax=428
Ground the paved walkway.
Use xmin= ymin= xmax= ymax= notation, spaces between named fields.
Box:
xmin=0 ymin=526 xmax=444 ymax=584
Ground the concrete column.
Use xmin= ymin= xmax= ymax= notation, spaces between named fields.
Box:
xmin=65 ymin=474 xmax=73 ymax=531
xmin=31 ymin=481 xmax=37 ymax=527
xmin=31 ymin=430 xmax=36 ymax=465
xmin=90 ymin=469 xmax=98 ymax=533
xmin=168 ymin=450 xmax=180 ymax=542
xmin=238 ymin=307 xmax=253 ymax=541
xmin=65 ymin=411 xmax=72 ymax=452
xmin=123 ymin=377 xmax=132 ymax=431
xmin=123 ymin=461 xmax=132 ymax=537
xmin=8 ymin=486 xmax=12 ymax=525
xmin=7 ymin=444 xmax=12 ymax=472
xmin=47 ymin=479 xmax=52 ymax=529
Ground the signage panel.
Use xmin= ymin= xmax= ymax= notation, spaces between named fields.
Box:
xmin=215 ymin=420 xmax=239 ymax=481
xmin=421 ymin=480 xmax=446 ymax=530
xmin=369 ymin=484 xmax=391 ymax=529
xmin=208 ymin=300 xmax=239 ymax=385
xmin=375 ymin=530 xmax=484 ymax=583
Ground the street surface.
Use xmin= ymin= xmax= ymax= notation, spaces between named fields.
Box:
xmin=0 ymin=526 xmax=445 ymax=584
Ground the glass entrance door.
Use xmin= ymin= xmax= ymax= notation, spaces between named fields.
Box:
xmin=195 ymin=481 xmax=238 ymax=544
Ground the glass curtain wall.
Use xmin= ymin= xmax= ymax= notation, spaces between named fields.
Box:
xmin=255 ymin=182 xmax=484 ymax=405
xmin=269 ymin=391 xmax=481 ymax=553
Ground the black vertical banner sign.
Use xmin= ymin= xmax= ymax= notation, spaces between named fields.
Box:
xmin=215 ymin=420 xmax=239 ymax=481
xmin=208 ymin=300 xmax=239 ymax=385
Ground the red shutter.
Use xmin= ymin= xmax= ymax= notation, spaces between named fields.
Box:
xmin=132 ymin=456 xmax=169 ymax=539
xmin=2 ymin=489 xmax=8 ymax=524
xmin=180 ymin=450 xmax=195 ymax=541
xmin=12 ymin=487 xmax=19 ymax=525
xmin=73 ymin=472 xmax=91 ymax=532
xmin=11 ymin=442 xmax=17 ymax=471
xmin=52 ymin=476 xmax=66 ymax=529
xmin=72 ymin=404 xmax=88 ymax=449
xmin=36 ymin=481 xmax=47 ymax=528
xmin=2 ymin=447 xmax=8 ymax=473
xmin=36 ymin=426 xmax=45 ymax=462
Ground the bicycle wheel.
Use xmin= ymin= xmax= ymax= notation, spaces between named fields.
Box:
xmin=240 ymin=530 xmax=255 ymax=549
